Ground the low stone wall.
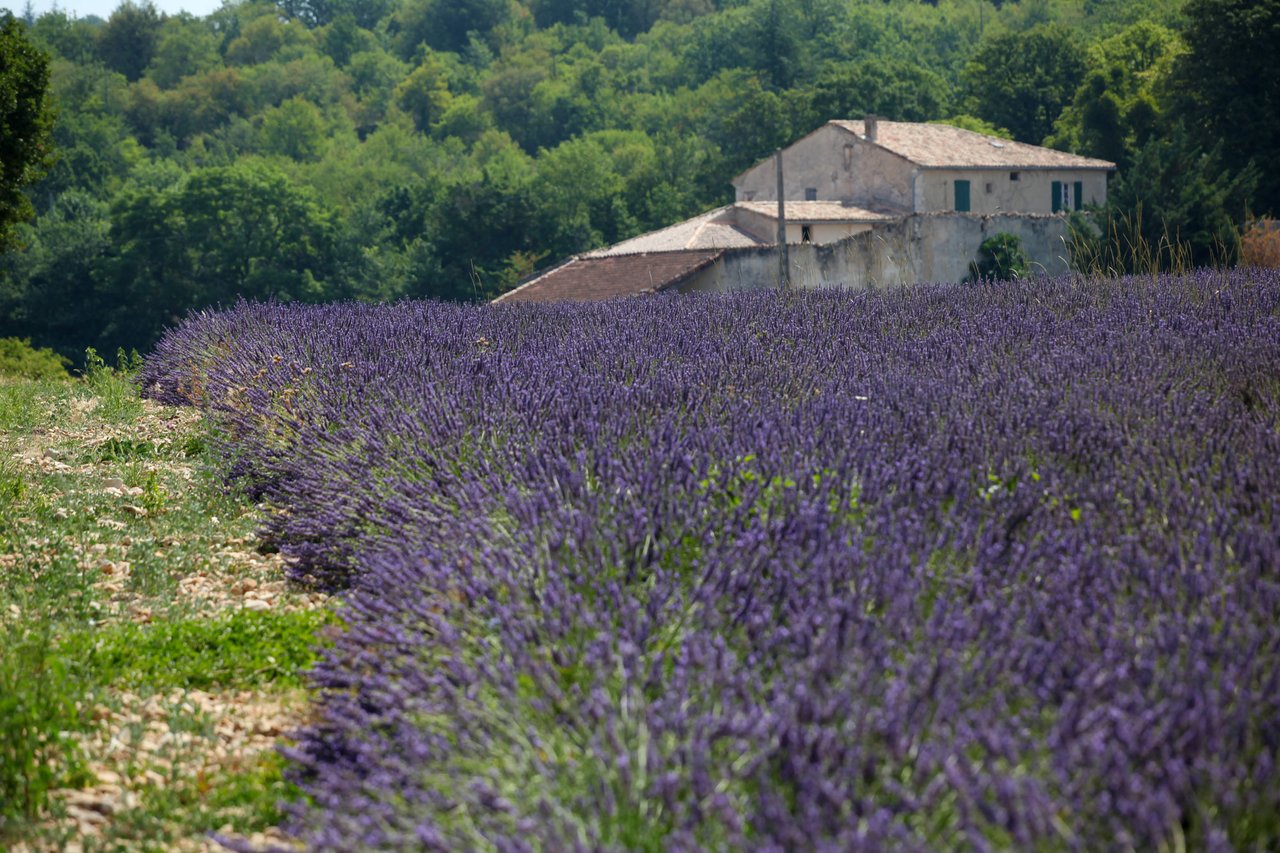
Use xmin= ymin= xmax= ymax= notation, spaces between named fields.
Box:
xmin=681 ymin=212 xmax=1074 ymax=292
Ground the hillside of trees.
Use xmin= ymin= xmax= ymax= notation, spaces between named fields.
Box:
xmin=0 ymin=0 xmax=1274 ymax=358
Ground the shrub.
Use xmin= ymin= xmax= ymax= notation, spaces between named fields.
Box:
xmin=1241 ymin=218 xmax=1280 ymax=267
xmin=0 ymin=337 xmax=69 ymax=380
xmin=968 ymin=232 xmax=1029 ymax=281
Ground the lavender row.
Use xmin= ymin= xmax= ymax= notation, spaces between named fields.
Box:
xmin=142 ymin=270 xmax=1280 ymax=851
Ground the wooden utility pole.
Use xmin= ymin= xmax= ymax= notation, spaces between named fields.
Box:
xmin=775 ymin=149 xmax=790 ymax=289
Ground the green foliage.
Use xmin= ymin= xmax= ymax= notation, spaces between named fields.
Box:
xmin=60 ymin=609 xmax=335 ymax=691
xmin=391 ymin=0 xmax=511 ymax=55
xmin=963 ymin=24 xmax=1086 ymax=144
xmin=0 ymin=337 xmax=69 ymax=379
xmin=1046 ymin=21 xmax=1176 ymax=169
xmin=1083 ymin=126 xmax=1257 ymax=271
xmin=0 ymin=375 xmax=52 ymax=431
xmin=81 ymin=346 xmax=146 ymax=421
xmin=258 ymin=95 xmax=330 ymax=160
xmin=101 ymin=162 xmax=333 ymax=352
xmin=394 ymin=54 xmax=455 ymax=133
xmin=145 ymin=14 xmax=223 ymax=89
xmin=0 ymin=622 xmax=88 ymax=830
xmin=805 ymin=58 xmax=953 ymax=128
xmin=225 ymin=12 xmax=316 ymax=67
xmin=0 ymin=14 xmax=55 ymax=249
xmin=1174 ymin=0 xmax=1280 ymax=215
xmin=26 ymin=11 xmax=97 ymax=63
xmin=95 ymin=1 xmax=164 ymax=82
xmin=40 ymin=62 xmax=142 ymax=198
xmin=0 ymin=456 xmax=25 ymax=505
xmin=0 ymin=192 xmax=111 ymax=361
xmin=968 ymin=232 xmax=1029 ymax=281
xmin=934 ymin=115 xmax=1011 ymax=138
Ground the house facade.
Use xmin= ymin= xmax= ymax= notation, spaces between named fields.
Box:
xmin=732 ymin=119 xmax=1113 ymax=220
xmin=496 ymin=119 xmax=1115 ymax=304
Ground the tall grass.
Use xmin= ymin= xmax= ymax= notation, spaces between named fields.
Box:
xmin=1065 ymin=205 xmax=1207 ymax=277
xmin=0 ymin=621 xmax=88 ymax=830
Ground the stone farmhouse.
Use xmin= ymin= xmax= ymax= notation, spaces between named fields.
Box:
xmin=496 ymin=118 xmax=1115 ymax=303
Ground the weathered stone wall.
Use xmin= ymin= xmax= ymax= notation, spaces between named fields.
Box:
xmin=680 ymin=213 xmax=1074 ymax=293
xmin=734 ymin=204 xmax=876 ymax=245
xmin=732 ymin=124 xmax=915 ymax=209
xmin=920 ymin=169 xmax=1109 ymax=215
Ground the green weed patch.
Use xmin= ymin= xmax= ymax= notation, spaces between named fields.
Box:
xmin=62 ymin=608 xmax=335 ymax=692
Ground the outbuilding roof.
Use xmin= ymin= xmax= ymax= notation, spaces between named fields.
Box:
xmin=493 ymin=249 xmax=725 ymax=303
xmin=735 ymin=200 xmax=903 ymax=222
xmin=583 ymin=207 xmax=765 ymax=257
xmin=828 ymin=120 xmax=1115 ymax=170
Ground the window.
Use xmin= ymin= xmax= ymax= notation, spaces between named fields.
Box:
xmin=1051 ymin=180 xmax=1063 ymax=213
xmin=1010 ymin=172 xmax=1020 ymax=181
xmin=1073 ymin=181 xmax=1084 ymax=211
xmin=954 ymin=180 xmax=971 ymax=212
xmin=804 ymin=187 xmax=818 ymax=201
xmin=985 ymin=182 xmax=994 ymax=194
xmin=801 ymin=224 xmax=813 ymax=243
xmin=743 ymin=191 xmax=756 ymax=201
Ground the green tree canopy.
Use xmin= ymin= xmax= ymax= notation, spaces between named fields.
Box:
xmin=145 ymin=14 xmax=222 ymax=89
xmin=102 ymin=163 xmax=334 ymax=349
xmin=1091 ymin=125 xmax=1257 ymax=270
xmin=95 ymin=1 xmax=165 ymax=82
xmin=963 ymin=24 xmax=1085 ymax=144
xmin=804 ymin=57 xmax=953 ymax=127
xmin=0 ymin=14 xmax=55 ymax=248
xmin=1175 ymin=0 xmax=1280 ymax=214
xmin=1047 ymin=21 xmax=1176 ymax=169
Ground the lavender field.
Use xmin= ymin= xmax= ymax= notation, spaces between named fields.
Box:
xmin=141 ymin=270 xmax=1280 ymax=852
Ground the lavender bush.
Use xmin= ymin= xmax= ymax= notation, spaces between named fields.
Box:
xmin=143 ymin=270 xmax=1280 ymax=851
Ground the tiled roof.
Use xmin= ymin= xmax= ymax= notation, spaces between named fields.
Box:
xmin=494 ymin=249 xmax=725 ymax=303
xmin=735 ymin=200 xmax=903 ymax=222
xmin=584 ymin=207 xmax=766 ymax=256
xmin=830 ymin=120 xmax=1116 ymax=170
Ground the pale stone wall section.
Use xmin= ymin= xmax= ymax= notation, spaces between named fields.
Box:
xmin=785 ymin=222 xmax=874 ymax=243
xmin=733 ymin=204 xmax=875 ymax=245
xmin=680 ymin=213 xmax=1075 ymax=293
xmin=921 ymin=169 xmax=1109 ymax=214
xmin=732 ymin=124 xmax=916 ymax=210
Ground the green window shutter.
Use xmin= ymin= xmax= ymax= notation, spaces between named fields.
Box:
xmin=1051 ymin=181 xmax=1062 ymax=213
xmin=1073 ymin=181 xmax=1084 ymax=211
xmin=955 ymin=179 xmax=971 ymax=212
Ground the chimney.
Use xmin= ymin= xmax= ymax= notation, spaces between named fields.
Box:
xmin=865 ymin=114 xmax=878 ymax=143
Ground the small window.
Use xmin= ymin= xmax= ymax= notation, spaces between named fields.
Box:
xmin=744 ymin=191 xmax=756 ymax=201
xmin=985 ymin=182 xmax=994 ymax=194
xmin=801 ymin=224 xmax=813 ymax=243
xmin=804 ymin=188 xmax=818 ymax=201
xmin=1010 ymin=172 xmax=1020 ymax=181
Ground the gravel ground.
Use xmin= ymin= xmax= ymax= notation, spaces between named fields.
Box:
xmin=5 ymin=391 xmax=327 ymax=851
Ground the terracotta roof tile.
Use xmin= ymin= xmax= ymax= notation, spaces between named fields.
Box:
xmin=494 ymin=249 xmax=725 ymax=303
xmin=830 ymin=120 xmax=1116 ymax=170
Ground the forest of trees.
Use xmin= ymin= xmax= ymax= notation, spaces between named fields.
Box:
xmin=0 ymin=0 xmax=1274 ymax=359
